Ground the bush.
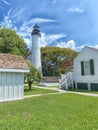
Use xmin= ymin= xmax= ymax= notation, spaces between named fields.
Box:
xmin=25 ymin=61 xmax=42 ymax=90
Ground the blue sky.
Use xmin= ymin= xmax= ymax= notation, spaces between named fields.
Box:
xmin=0 ymin=0 xmax=98 ymax=51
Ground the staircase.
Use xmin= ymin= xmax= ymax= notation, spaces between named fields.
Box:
xmin=59 ymin=71 xmax=73 ymax=90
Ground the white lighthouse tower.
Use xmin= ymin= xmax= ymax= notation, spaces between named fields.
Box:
xmin=31 ymin=24 xmax=42 ymax=74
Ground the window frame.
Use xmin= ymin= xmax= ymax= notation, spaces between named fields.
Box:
xmin=81 ymin=59 xmax=95 ymax=76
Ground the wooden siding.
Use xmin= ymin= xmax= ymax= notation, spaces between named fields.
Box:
xmin=0 ymin=72 xmax=24 ymax=102
xmin=74 ymin=46 xmax=98 ymax=85
xmin=90 ymin=59 xmax=95 ymax=75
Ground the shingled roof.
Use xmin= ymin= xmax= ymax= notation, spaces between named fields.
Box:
xmin=0 ymin=53 xmax=29 ymax=69
xmin=42 ymin=77 xmax=60 ymax=83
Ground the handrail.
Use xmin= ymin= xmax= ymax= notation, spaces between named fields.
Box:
xmin=59 ymin=71 xmax=73 ymax=89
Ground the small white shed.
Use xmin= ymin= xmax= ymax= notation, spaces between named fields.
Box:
xmin=0 ymin=53 xmax=29 ymax=102
xmin=74 ymin=46 xmax=98 ymax=91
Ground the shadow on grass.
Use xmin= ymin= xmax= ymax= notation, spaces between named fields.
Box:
xmin=24 ymin=85 xmax=35 ymax=90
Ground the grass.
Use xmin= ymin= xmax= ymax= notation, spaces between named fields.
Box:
xmin=69 ymin=88 xmax=98 ymax=94
xmin=24 ymin=86 xmax=59 ymax=95
xmin=0 ymin=94 xmax=98 ymax=129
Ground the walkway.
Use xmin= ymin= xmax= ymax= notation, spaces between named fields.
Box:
xmin=24 ymin=86 xmax=98 ymax=98
xmin=67 ymin=91 xmax=98 ymax=97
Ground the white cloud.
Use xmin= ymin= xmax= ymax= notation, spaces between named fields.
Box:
xmin=32 ymin=18 xmax=56 ymax=23
xmin=17 ymin=32 xmax=66 ymax=48
xmin=17 ymin=26 xmax=32 ymax=47
xmin=1 ymin=16 xmax=13 ymax=28
xmin=17 ymin=31 xmax=29 ymax=37
xmin=1 ymin=13 xmax=65 ymax=49
xmin=24 ymin=38 xmax=31 ymax=47
xmin=23 ymin=18 xmax=56 ymax=28
xmin=56 ymin=41 xmax=66 ymax=48
xmin=76 ymin=45 xmax=85 ymax=50
xmin=87 ymin=44 xmax=98 ymax=50
xmin=1 ymin=0 xmax=11 ymax=6
xmin=67 ymin=7 xmax=84 ymax=13
xmin=77 ymin=44 xmax=98 ymax=51
xmin=8 ymin=8 xmax=12 ymax=16
xmin=1 ymin=7 xmax=57 ymax=47
xmin=76 ymin=44 xmax=98 ymax=51
xmin=12 ymin=7 xmax=27 ymax=23
xmin=66 ymin=40 xmax=76 ymax=49
xmin=41 ymin=33 xmax=66 ymax=47
xmin=17 ymin=18 xmax=56 ymax=38
xmin=1 ymin=8 xmax=62 ymax=49
xmin=1 ymin=8 xmax=13 ymax=28
xmin=94 ymin=44 xmax=98 ymax=49
xmin=1 ymin=7 xmax=28 ymax=24
xmin=52 ymin=0 xmax=57 ymax=4
xmin=56 ymin=40 xmax=76 ymax=50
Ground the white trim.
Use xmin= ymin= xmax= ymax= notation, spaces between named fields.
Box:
xmin=0 ymin=68 xmax=29 ymax=73
xmin=0 ymin=97 xmax=24 ymax=102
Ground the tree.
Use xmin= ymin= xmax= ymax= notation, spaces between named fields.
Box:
xmin=0 ymin=27 xmax=30 ymax=58
xmin=41 ymin=46 xmax=78 ymax=76
xmin=25 ymin=61 xmax=42 ymax=90
xmin=35 ymin=71 xmax=42 ymax=83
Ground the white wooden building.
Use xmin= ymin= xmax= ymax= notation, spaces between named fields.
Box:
xmin=74 ymin=46 xmax=98 ymax=90
xmin=0 ymin=54 xmax=29 ymax=102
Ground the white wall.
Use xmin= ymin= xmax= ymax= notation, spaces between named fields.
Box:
xmin=74 ymin=47 xmax=98 ymax=84
xmin=0 ymin=72 xmax=24 ymax=102
xmin=31 ymin=35 xmax=42 ymax=73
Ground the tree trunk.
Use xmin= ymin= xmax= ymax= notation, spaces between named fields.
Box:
xmin=28 ymin=82 xmax=32 ymax=90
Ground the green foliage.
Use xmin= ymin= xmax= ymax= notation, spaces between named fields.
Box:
xmin=25 ymin=61 xmax=42 ymax=90
xmin=35 ymin=71 xmax=42 ymax=83
xmin=0 ymin=27 xmax=30 ymax=58
xmin=0 ymin=94 xmax=98 ymax=129
xmin=41 ymin=46 xmax=78 ymax=76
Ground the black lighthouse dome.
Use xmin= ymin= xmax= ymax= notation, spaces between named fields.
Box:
xmin=31 ymin=24 xmax=41 ymax=37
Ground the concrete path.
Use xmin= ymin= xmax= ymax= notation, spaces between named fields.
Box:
xmin=24 ymin=91 xmax=66 ymax=99
xmin=24 ymin=86 xmax=98 ymax=98
xmin=67 ymin=91 xmax=98 ymax=97
xmin=34 ymin=86 xmax=98 ymax=97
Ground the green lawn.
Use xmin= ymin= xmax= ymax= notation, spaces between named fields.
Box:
xmin=0 ymin=94 xmax=98 ymax=130
xmin=24 ymin=86 xmax=59 ymax=95
xmin=69 ymin=88 xmax=98 ymax=94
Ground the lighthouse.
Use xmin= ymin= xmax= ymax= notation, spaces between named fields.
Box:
xmin=31 ymin=24 xmax=42 ymax=74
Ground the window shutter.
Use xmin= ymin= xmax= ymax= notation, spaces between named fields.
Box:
xmin=81 ymin=61 xmax=84 ymax=75
xmin=90 ymin=59 xmax=95 ymax=75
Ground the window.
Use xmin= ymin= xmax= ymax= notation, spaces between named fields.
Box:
xmin=81 ymin=59 xmax=95 ymax=75
xmin=90 ymin=59 xmax=95 ymax=75
xmin=91 ymin=83 xmax=98 ymax=91
xmin=84 ymin=61 xmax=90 ymax=75
xmin=77 ymin=83 xmax=88 ymax=90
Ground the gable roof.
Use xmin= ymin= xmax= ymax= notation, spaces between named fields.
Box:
xmin=0 ymin=53 xmax=29 ymax=70
xmin=74 ymin=46 xmax=98 ymax=62
xmin=84 ymin=46 xmax=98 ymax=52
